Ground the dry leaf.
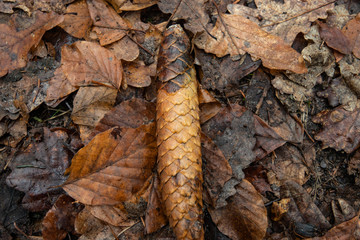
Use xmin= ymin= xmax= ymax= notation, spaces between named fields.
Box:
xmin=208 ymin=179 xmax=267 ymax=240
xmin=339 ymin=55 xmax=360 ymax=98
xmin=318 ymin=20 xmax=351 ymax=54
xmin=342 ymin=13 xmax=360 ymax=59
xmin=348 ymin=150 xmax=360 ymax=185
xmin=201 ymin=14 xmax=307 ymax=74
xmin=63 ymin=123 xmax=156 ymax=205
xmin=59 ymin=0 xmax=92 ymax=39
xmin=331 ymin=198 xmax=356 ymax=225
xmin=6 ymin=128 xmax=71 ymax=211
xmin=158 ymin=0 xmax=209 ymax=34
xmin=88 ymin=205 xmax=137 ymax=227
xmin=42 ymin=194 xmax=83 ymax=240
xmin=109 ymin=0 xmax=158 ymax=11
xmin=313 ymin=105 xmax=360 ymax=153
xmin=62 ymin=41 xmax=123 ymax=89
xmin=0 ymin=11 xmax=63 ymax=77
xmin=95 ymin=98 xmax=155 ymax=133
xmin=123 ymin=60 xmax=152 ymax=87
xmin=71 ymin=86 xmax=117 ymax=127
xmin=228 ymin=0 xmax=334 ymax=44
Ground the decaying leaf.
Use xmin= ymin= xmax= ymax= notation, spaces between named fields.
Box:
xmin=331 ymin=198 xmax=356 ymax=225
xmin=228 ymin=0 xmax=334 ymax=44
xmin=0 ymin=11 xmax=63 ymax=77
xmin=71 ymin=86 xmax=117 ymax=127
xmin=347 ymin=150 xmax=360 ymax=185
xmin=88 ymin=205 xmax=137 ymax=227
xmin=342 ymin=13 xmax=360 ymax=59
xmin=6 ymin=128 xmax=71 ymax=211
xmin=158 ymin=0 xmax=209 ymax=34
xmin=339 ymin=55 xmax=360 ymax=98
xmin=42 ymin=194 xmax=83 ymax=240
xmin=317 ymin=20 xmax=351 ymax=55
xmin=208 ymin=179 xmax=267 ymax=240
xmin=59 ymin=0 xmax=92 ymax=39
xmin=198 ymin=86 xmax=222 ymax=124
xmin=313 ymin=104 xmax=360 ymax=153
xmin=63 ymin=123 xmax=156 ymax=205
xmin=107 ymin=0 xmax=158 ymax=11
xmin=123 ymin=60 xmax=152 ymax=88
xmin=156 ymin=25 xmax=203 ymax=239
xmin=280 ymin=180 xmax=331 ymax=231
xmin=200 ymin=13 xmax=307 ymax=73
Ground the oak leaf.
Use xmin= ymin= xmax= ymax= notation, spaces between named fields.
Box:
xmin=63 ymin=123 xmax=157 ymax=205
xmin=201 ymin=14 xmax=307 ymax=73
xmin=0 ymin=11 xmax=63 ymax=77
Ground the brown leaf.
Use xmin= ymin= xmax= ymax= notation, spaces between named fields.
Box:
xmin=202 ymin=14 xmax=307 ymax=74
xmin=313 ymin=105 xmax=360 ymax=153
xmin=201 ymin=133 xmax=232 ymax=208
xmin=123 ymin=60 xmax=152 ymax=88
xmin=342 ymin=13 xmax=360 ymax=59
xmin=208 ymin=179 xmax=267 ymax=240
xmin=198 ymin=86 xmax=222 ymax=124
xmin=62 ymin=41 xmax=123 ymax=89
xmin=244 ymin=165 xmax=272 ymax=196
xmin=59 ymin=0 xmax=92 ymax=39
xmin=318 ymin=20 xmax=351 ymax=55
xmin=228 ymin=0 xmax=335 ymax=44
xmin=202 ymin=104 xmax=256 ymax=180
xmin=331 ymin=198 xmax=356 ymax=225
xmin=71 ymin=86 xmax=117 ymax=127
xmin=281 ymin=180 xmax=331 ymax=230
xmin=63 ymin=123 xmax=157 ymax=205
xmin=158 ymin=0 xmax=209 ymax=34
xmin=0 ymin=118 xmax=27 ymax=147
xmin=42 ymin=194 xmax=83 ymax=240
xmin=95 ymin=98 xmax=156 ymax=133
xmin=310 ymin=215 xmax=360 ymax=240
xmin=88 ymin=205 xmax=137 ymax=227
xmin=348 ymin=150 xmax=360 ymax=185
xmin=109 ymin=0 xmax=158 ymax=11
xmin=6 ymin=128 xmax=71 ymax=211
xmin=0 ymin=11 xmax=63 ymax=77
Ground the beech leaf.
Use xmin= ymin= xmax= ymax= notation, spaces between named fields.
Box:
xmin=63 ymin=123 xmax=157 ymax=205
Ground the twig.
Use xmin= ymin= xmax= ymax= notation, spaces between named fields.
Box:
xmin=261 ymin=0 xmax=336 ymax=28
xmin=255 ymin=85 xmax=270 ymax=115
xmin=115 ymin=221 xmax=140 ymax=239
xmin=163 ymin=0 xmax=184 ymax=30
xmin=32 ymin=78 xmax=41 ymax=103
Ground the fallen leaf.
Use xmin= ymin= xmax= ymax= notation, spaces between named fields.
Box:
xmin=339 ymin=55 xmax=360 ymax=98
xmin=347 ymin=150 xmax=360 ymax=185
xmin=42 ymin=194 xmax=83 ymax=240
xmin=63 ymin=123 xmax=157 ymax=205
xmin=0 ymin=11 xmax=63 ymax=77
xmin=317 ymin=20 xmax=351 ymax=54
xmin=208 ymin=179 xmax=267 ymax=240
xmin=244 ymin=165 xmax=272 ymax=196
xmin=280 ymin=180 xmax=331 ymax=230
xmin=198 ymin=86 xmax=222 ymax=124
xmin=109 ymin=0 xmax=158 ymax=11
xmin=61 ymin=41 xmax=123 ymax=89
xmin=71 ymin=86 xmax=117 ymax=127
xmin=158 ymin=0 xmax=210 ymax=34
xmin=59 ymin=0 xmax=92 ymax=39
xmin=202 ymin=104 xmax=256 ymax=180
xmin=195 ymin=49 xmax=261 ymax=93
xmin=88 ymin=205 xmax=137 ymax=227
xmin=6 ymin=128 xmax=71 ymax=211
xmin=123 ymin=60 xmax=152 ymax=88
xmin=313 ymin=105 xmax=360 ymax=153
xmin=228 ymin=0 xmax=334 ymax=44
xmin=331 ymin=198 xmax=356 ymax=225
xmin=201 ymin=14 xmax=307 ymax=73
xmin=201 ymin=133 xmax=232 ymax=208
xmin=0 ymin=118 xmax=27 ymax=147
xmin=107 ymin=37 xmax=140 ymax=62
xmin=342 ymin=13 xmax=360 ymax=59
xmin=309 ymin=214 xmax=360 ymax=240
xmin=95 ymin=98 xmax=156 ymax=133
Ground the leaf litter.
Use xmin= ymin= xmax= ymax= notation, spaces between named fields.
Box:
xmin=1 ymin=0 xmax=360 ymax=239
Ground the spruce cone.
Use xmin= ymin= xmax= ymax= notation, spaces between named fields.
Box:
xmin=156 ymin=24 xmax=204 ymax=239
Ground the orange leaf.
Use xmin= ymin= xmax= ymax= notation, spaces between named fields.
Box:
xmin=204 ymin=14 xmax=307 ymax=74
xmin=63 ymin=123 xmax=156 ymax=205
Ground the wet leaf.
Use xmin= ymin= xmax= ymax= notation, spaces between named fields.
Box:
xmin=331 ymin=198 xmax=356 ymax=225
xmin=6 ymin=128 xmax=71 ymax=211
xmin=42 ymin=194 xmax=83 ymax=240
xmin=63 ymin=123 xmax=157 ymax=205
xmin=313 ymin=105 xmax=360 ymax=153
xmin=0 ymin=11 xmax=63 ymax=77
xmin=59 ymin=0 xmax=92 ymax=39
xmin=342 ymin=13 xmax=360 ymax=59
xmin=208 ymin=179 xmax=267 ymax=240
xmin=318 ymin=20 xmax=351 ymax=54
xmin=228 ymin=0 xmax=334 ymax=44
xmin=71 ymin=86 xmax=117 ymax=127
xmin=200 ymin=14 xmax=307 ymax=74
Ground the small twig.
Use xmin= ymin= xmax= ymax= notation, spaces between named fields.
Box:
xmin=164 ymin=0 xmax=184 ymax=30
xmin=32 ymin=78 xmax=41 ymax=103
xmin=261 ymin=0 xmax=336 ymax=28
xmin=255 ymin=85 xmax=270 ymax=115
xmin=115 ymin=221 xmax=140 ymax=239
xmin=14 ymin=222 xmax=31 ymax=240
